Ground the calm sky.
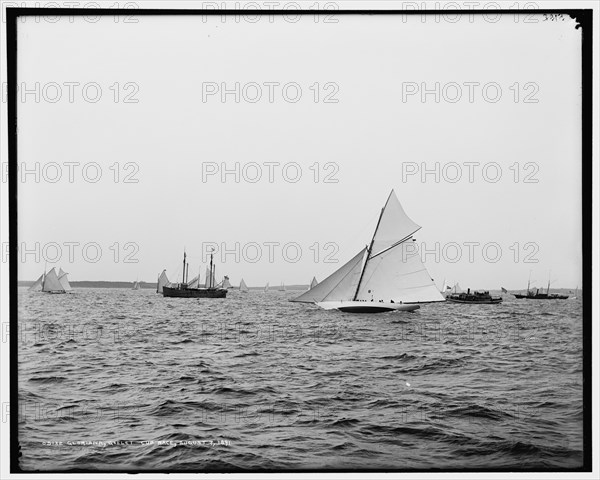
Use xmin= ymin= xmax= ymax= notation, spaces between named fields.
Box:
xmin=9 ymin=10 xmax=583 ymax=289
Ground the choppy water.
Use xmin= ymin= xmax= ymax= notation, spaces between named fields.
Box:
xmin=17 ymin=288 xmax=584 ymax=471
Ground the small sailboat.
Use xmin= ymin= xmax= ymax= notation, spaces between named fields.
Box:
xmin=132 ymin=279 xmax=140 ymax=290
xmin=291 ymin=190 xmax=444 ymax=313
xmin=278 ymin=282 xmax=286 ymax=292
xmin=157 ymin=269 xmax=171 ymax=293
xmin=30 ymin=267 xmax=71 ymax=293
xmin=222 ymin=276 xmax=232 ymax=289
xmin=239 ymin=279 xmax=249 ymax=292
xmin=569 ymin=286 xmax=579 ymax=300
xmin=264 ymin=283 xmax=270 ymax=292
xmin=57 ymin=269 xmax=73 ymax=292
xmin=309 ymin=277 xmax=318 ymax=290
xmin=162 ymin=251 xmax=227 ymax=298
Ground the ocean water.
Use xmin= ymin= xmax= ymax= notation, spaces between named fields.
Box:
xmin=16 ymin=287 xmax=584 ymax=471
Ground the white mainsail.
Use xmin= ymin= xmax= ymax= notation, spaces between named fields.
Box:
xmin=223 ymin=276 xmax=232 ymax=289
xmin=58 ymin=269 xmax=73 ymax=291
xmin=292 ymin=190 xmax=444 ymax=306
xmin=240 ymin=278 xmax=249 ymax=292
xmin=157 ymin=270 xmax=170 ymax=293
xmin=42 ymin=268 xmax=64 ymax=293
xmin=29 ymin=274 xmax=44 ymax=291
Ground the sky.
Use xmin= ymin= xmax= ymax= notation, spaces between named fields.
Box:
xmin=7 ymin=10 xmax=584 ymax=289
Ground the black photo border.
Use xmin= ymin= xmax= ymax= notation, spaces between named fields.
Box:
xmin=6 ymin=6 xmax=593 ymax=474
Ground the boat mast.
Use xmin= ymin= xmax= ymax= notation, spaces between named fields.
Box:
xmin=209 ymin=252 xmax=214 ymax=288
xmin=182 ymin=250 xmax=186 ymax=284
xmin=352 ymin=197 xmax=387 ymax=301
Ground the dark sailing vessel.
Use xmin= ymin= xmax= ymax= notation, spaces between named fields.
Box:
xmin=513 ymin=276 xmax=568 ymax=300
xmin=162 ymin=251 xmax=227 ymax=298
xmin=446 ymin=288 xmax=502 ymax=304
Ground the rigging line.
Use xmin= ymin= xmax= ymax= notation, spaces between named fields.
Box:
xmin=369 ymin=228 xmax=422 ymax=260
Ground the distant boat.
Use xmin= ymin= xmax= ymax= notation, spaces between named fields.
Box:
xmin=569 ymin=286 xmax=579 ymax=300
xmin=264 ymin=283 xmax=269 ymax=292
xmin=132 ymin=280 xmax=140 ymax=290
xmin=514 ymin=274 xmax=568 ymax=300
xmin=278 ymin=282 xmax=286 ymax=291
xmin=309 ymin=277 xmax=318 ymax=289
xmin=239 ymin=278 xmax=249 ymax=292
xmin=30 ymin=267 xmax=72 ymax=293
xmin=447 ymin=288 xmax=502 ymax=304
xmin=222 ymin=276 xmax=232 ymax=289
xmin=162 ymin=251 xmax=227 ymax=298
xmin=291 ymin=190 xmax=444 ymax=313
xmin=439 ymin=278 xmax=452 ymax=295
xmin=157 ymin=269 xmax=171 ymax=293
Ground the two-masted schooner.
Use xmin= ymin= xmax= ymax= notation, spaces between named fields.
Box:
xmin=161 ymin=251 xmax=227 ymax=298
xmin=29 ymin=267 xmax=72 ymax=294
xmin=291 ymin=190 xmax=444 ymax=313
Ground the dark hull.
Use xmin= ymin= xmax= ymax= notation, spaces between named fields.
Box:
xmin=338 ymin=305 xmax=396 ymax=313
xmin=447 ymin=298 xmax=502 ymax=304
xmin=162 ymin=286 xmax=227 ymax=298
xmin=514 ymin=294 xmax=568 ymax=300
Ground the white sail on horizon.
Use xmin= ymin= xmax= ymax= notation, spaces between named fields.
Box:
xmin=310 ymin=277 xmax=318 ymax=289
xmin=223 ymin=276 xmax=232 ymax=289
xmin=29 ymin=274 xmax=44 ymax=291
xmin=42 ymin=268 xmax=64 ymax=292
xmin=240 ymin=278 xmax=249 ymax=292
xmin=58 ymin=270 xmax=73 ymax=291
xmin=264 ymin=283 xmax=269 ymax=292
xmin=157 ymin=270 xmax=170 ymax=293
xmin=291 ymin=190 xmax=443 ymax=305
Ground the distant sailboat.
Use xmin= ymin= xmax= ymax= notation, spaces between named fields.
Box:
xmin=309 ymin=277 xmax=318 ymax=289
xmin=29 ymin=273 xmax=44 ymax=291
xmin=291 ymin=190 xmax=444 ymax=313
xmin=30 ymin=267 xmax=71 ymax=293
xmin=157 ymin=269 xmax=171 ymax=293
xmin=132 ymin=279 xmax=140 ymax=290
xmin=264 ymin=283 xmax=270 ymax=292
xmin=240 ymin=278 xmax=249 ymax=292
xmin=278 ymin=282 xmax=286 ymax=292
xmin=222 ymin=276 xmax=232 ymax=289
xmin=57 ymin=268 xmax=73 ymax=292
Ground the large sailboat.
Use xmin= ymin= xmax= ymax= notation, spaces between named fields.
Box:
xmin=162 ymin=251 xmax=227 ymax=298
xmin=30 ymin=267 xmax=72 ymax=294
xmin=291 ymin=190 xmax=444 ymax=313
